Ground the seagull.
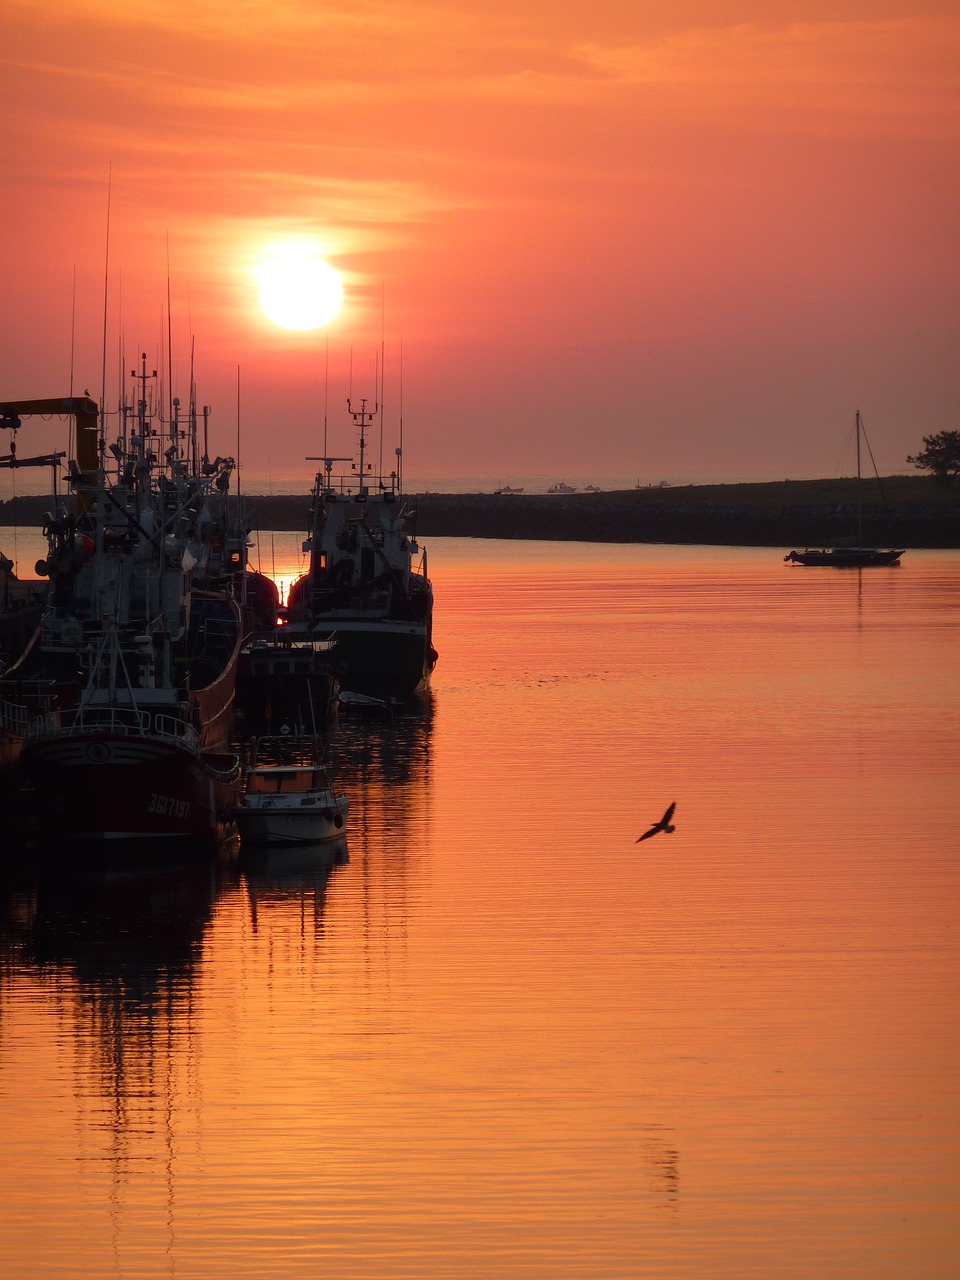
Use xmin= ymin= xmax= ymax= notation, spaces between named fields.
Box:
xmin=636 ymin=801 xmax=676 ymax=843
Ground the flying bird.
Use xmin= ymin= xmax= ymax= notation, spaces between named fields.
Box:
xmin=636 ymin=801 xmax=676 ymax=843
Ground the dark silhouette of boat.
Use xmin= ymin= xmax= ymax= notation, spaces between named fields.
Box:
xmin=0 ymin=379 xmax=244 ymax=849
xmin=784 ymin=412 xmax=905 ymax=568
xmin=286 ymin=397 xmax=437 ymax=697
xmin=784 ymin=545 xmax=903 ymax=567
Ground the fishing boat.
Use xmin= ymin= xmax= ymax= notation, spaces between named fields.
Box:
xmin=785 ymin=412 xmax=905 ymax=568
xmin=16 ymin=573 xmax=244 ymax=848
xmin=285 ymin=397 xmax=437 ymax=697
xmin=235 ymin=634 xmax=339 ymax=734
xmin=231 ymin=735 xmax=348 ymax=847
xmin=21 ymin=662 xmax=242 ymax=850
xmin=547 ymin=481 xmax=576 ymax=494
xmin=1 ymin=381 xmax=244 ymax=847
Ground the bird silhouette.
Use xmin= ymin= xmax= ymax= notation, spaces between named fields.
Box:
xmin=636 ymin=801 xmax=676 ymax=842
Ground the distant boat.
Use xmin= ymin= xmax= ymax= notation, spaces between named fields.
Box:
xmin=547 ymin=481 xmax=576 ymax=494
xmin=231 ymin=735 xmax=348 ymax=847
xmin=784 ymin=412 xmax=905 ymax=568
xmin=494 ymin=484 xmax=524 ymax=495
xmin=784 ymin=546 xmax=903 ymax=568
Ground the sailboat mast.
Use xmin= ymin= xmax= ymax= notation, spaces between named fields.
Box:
xmin=856 ymin=410 xmax=863 ymax=544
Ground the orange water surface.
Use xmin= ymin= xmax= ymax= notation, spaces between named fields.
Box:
xmin=1 ymin=539 xmax=958 ymax=1278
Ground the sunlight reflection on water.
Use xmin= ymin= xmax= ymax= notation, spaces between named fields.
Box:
xmin=1 ymin=539 xmax=958 ymax=1278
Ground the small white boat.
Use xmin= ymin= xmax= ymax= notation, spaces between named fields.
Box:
xmin=232 ymin=737 xmax=348 ymax=846
xmin=337 ymin=689 xmax=393 ymax=713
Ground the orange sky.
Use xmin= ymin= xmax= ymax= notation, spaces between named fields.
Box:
xmin=1 ymin=1 xmax=958 ymax=489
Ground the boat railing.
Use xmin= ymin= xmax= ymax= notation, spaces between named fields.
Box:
xmin=315 ymin=471 xmax=401 ymax=502
xmin=309 ymin=586 xmax=392 ymax=615
xmin=0 ymin=697 xmax=29 ymax=736
xmin=352 ymin=591 xmax=393 ymax=613
xmin=247 ymin=733 xmax=327 ymax=768
xmin=40 ymin=611 xmax=83 ymax=650
xmin=206 ymin=756 xmax=243 ymax=785
xmin=27 ymin=703 xmax=200 ymax=750
xmin=40 ymin=612 xmax=144 ymax=651
xmin=25 ymin=708 xmax=60 ymax=739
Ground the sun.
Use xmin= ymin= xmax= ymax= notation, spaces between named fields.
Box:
xmin=256 ymin=244 xmax=344 ymax=330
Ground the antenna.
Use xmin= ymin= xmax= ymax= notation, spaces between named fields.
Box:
xmin=187 ymin=333 xmax=197 ymax=465
xmin=376 ymin=345 xmax=384 ymax=483
xmin=69 ymin=265 xmax=76 ymax=399
xmin=398 ymin=334 xmax=404 ymax=494
xmin=323 ymin=335 xmax=329 ymax=459
xmin=116 ymin=270 xmax=124 ymax=458
xmin=166 ymin=235 xmax=174 ymax=438
xmin=379 ymin=281 xmax=385 ymax=480
xmin=345 ymin=396 xmax=377 ymax=500
xmin=236 ymin=364 xmax=242 ymax=503
xmin=99 ymin=164 xmax=112 ymax=453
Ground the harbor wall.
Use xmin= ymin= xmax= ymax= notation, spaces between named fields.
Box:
xmin=2 ymin=477 xmax=958 ymax=548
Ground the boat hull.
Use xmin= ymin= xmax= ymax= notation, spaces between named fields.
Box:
xmin=235 ymin=639 xmax=339 ymax=732
xmin=232 ymin=797 xmax=348 ymax=846
xmin=317 ymin=619 xmax=436 ymax=697
xmin=20 ymin=732 xmax=241 ymax=850
xmin=187 ymin=591 xmax=244 ymax=748
xmin=784 ymin=547 xmax=904 ymax=567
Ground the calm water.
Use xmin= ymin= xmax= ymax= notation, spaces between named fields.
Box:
xmin=1 ymin=538 xmax=958 ymax=1279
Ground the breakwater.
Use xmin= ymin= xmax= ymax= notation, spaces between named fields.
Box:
xmin=241 ymin=477 xmax=957 ymax=547
xmin=2 ymin=477 xmax=957 ymax=547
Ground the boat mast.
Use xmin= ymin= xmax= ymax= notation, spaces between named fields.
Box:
xmin=347 ymin=396 xmax=377 ymax=501
xmin=855 ymin=409 xmax=863 ymax=544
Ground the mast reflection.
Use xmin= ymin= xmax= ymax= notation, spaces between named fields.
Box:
xmin=1 ymin=850 xmax=221 ymax=1108
xmin=328 ymin=693 xmax=434 ymax=848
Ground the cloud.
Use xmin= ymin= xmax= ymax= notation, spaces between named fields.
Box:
xmin=573 ymin=18 xmax=960 ymax=135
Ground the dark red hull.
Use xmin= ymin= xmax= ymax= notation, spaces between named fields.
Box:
xmin=21 ymin=731 xmax=241 ymax=849
xmin=188 ymin=592 xmax=244 ymax=749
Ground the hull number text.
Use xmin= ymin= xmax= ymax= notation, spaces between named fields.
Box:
xmin=148 ymin=793 xmax=191 ymax=819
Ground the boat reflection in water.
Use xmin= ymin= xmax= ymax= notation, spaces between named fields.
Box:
xmin=0 ymin=848 xmax=222 ymax=1097
xmin=0 ymin=692 xmax=435 ymax=1274
xmin=326 ymin=692 xmax=433 ymax=850
xmin=21 ymin=856 xmax=217 ymax=966
xmin=239 ymin=837 xmax=348 ymax=932
xmin=1 ymin=543 xmax=958 ymax=1279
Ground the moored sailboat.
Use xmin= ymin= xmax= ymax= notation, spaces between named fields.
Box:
xmin=784 ymin=412 xmax=905 ymax=567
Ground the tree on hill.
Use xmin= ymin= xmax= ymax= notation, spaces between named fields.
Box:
xmin=907 ymin=430 xmax=960 ymax=484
